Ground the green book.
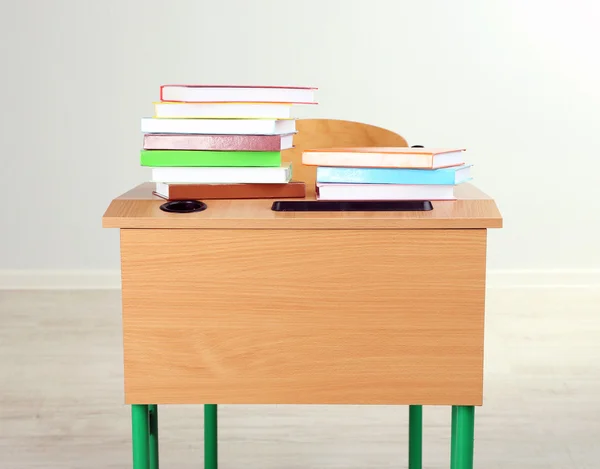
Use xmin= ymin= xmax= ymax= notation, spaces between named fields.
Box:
xmin=140 ymin=150 xmax=281 ymax=167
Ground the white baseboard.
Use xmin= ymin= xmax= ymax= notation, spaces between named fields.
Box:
xmin=0 ymin=270 xmax=121 ymax=290
xmin=0 ymin=269 xmax=599 ymax=290
xmin=486 ymin=269 xmax=600 ymax=288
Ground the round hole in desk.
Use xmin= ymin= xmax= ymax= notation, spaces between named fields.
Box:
xmin=159 ymin=200 xmax=207 ymax=213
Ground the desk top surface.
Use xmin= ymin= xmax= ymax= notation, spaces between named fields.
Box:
xmin=102 ymin=182 xmax=502 ymax=229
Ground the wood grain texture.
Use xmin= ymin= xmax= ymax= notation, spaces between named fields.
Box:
xmin=282 ymin=119 xmax=408 ymax=186
xmin=103 ymin=182 xmax=502 ymax=229
xmin=120 ymin=228 xmax=487 ymax=406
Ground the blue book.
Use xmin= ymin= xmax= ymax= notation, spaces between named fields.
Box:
xmin=316 ymin=164 xmax=472 ymax=185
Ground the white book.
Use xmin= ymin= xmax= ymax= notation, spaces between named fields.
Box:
xmin=152 ymin=163 xmax=292 ymax=184
xmin=141 ymin=118 xmax=296 ymax=135
xmin=316 ymin=183 xmax=456 ymax=201
xmin=161 ymin=85 xmax=317 ymax=104
xmin=154 ymin=102 xmax=293 ymax=119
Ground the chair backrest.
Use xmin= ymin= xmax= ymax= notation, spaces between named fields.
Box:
xmin=282 ymin=119 xmax=409 ymax=188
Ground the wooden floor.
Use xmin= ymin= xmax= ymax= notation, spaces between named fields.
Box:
xmin=0 ymin=288 xmax=599 ymax=468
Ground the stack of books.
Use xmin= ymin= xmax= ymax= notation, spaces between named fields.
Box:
xmin=302 ymin=147 xmax=472 ymax=200
xmin=141 ymin=84 xmax=317 ymax=200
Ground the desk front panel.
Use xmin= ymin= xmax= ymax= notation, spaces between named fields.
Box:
xmin=120 ymin=228 xmax=487 ymax=405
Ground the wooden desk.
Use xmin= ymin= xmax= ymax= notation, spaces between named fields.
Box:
xmin=103 ymin=182 xmax=502 ymax=469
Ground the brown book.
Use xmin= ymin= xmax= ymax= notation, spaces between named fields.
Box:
xmin=154 ymin=181 xmax=306 ymax=200
xmin=144 ymin=133 xmax=295 ymax=151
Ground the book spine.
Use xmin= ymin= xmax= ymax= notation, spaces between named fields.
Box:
xmin=151 ymin=167 xmax=291 ymax=184
xmin=140 ymin=150 xmax=281 ymax=167
xmin=316 ymin=167 xmax=453 ymax=184
xmin=143 ymin=134 xmax=283 ymax=151
xmin=141 ymin=118 xmax=278 ymax=135
xmin=162 ymin=182 xmax=306 ymax=200
xmin=302 ymin=153 xmax=434 ymax=169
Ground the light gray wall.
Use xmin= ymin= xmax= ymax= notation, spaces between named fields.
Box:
xmin=1 ymin=0 xmax=599 ymax=272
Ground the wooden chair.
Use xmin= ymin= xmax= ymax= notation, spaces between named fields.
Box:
xmin=282 ymin=119 xmax=409 ymax=191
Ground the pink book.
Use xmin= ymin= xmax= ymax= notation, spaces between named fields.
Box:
xmin=143 ymin=133 xmax=295 ymax=151
xmin=160 ymin=84 xmax=318 ymax=104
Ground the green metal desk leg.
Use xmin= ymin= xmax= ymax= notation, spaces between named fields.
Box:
xmin=450 ymin=406 xmax=475 ymax=469
xmin=450 ymin=406 xmax=458 ymax=469
xmin=132 ymin=405 xmax=150 ymax=469
xmin=409 ymin=405 xmax=423 ymax=469
xmin=148 ymin=405 xmax=159 ymax=469
xmin=205 ymin=404 xmax=218 ymax=469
